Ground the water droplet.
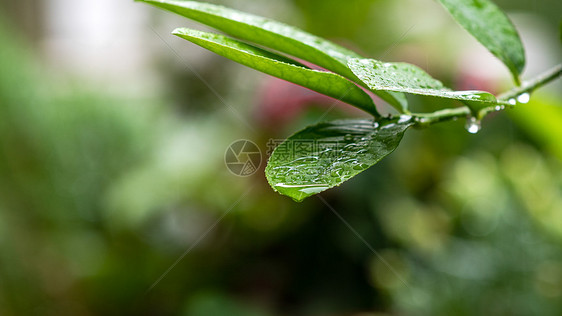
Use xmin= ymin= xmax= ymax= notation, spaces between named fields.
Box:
xmin=398 ymin=115 xmax=413 ymax=124
xmin=494 ymin=105 xmax=505 ymax=111
xmin=517 ymin=93 xmax=530 ymax=104
xmin=465 ymin=116 xmax=481 ymax=134
xmin=372 ymin=121 xmax=380 ymax=129
xmin=352 ymin=164 xmax=364 ymax=170
xmin=448 ymin=91 xmax=496 ymax=103
xmin=508 ymin=98 xmax=516 ymax=106
xmin=473 ymin=92 xmax=497 ymax=102
xmin=274 ymin=183 xmax=329 ymax=195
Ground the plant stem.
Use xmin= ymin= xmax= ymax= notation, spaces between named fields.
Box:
xmin=412 ymin=107 xmax=470 ymax=127
xmin=409 ymin=64 xmax=562 ymax=128
xmin=497 ymin=64 xmax=562 ymax=101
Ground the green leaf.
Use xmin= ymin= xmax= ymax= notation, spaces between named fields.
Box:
xmin=138 ymin=0 xmax=407 ymax=113
xmin=436 ymin=0 xmax=525 ymax=84
xmin=139 ymin=0 xmax=358 ymax=77
xmin=347 ymin=58 xmax=500 ymax=113
xmin=265 ymin=118 xmax=412 ymax=202
xmin=173 ymin=28 xmax=378 ymax=115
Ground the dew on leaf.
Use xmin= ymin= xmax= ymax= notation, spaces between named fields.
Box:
xmin=266 ymin=119 xmax=412 ymax=201
xmin=330 ymin=170 xmax=342 ymax=178
xmin=352 ymin=164 xmax=364 ymax=171
xmin=343 ymin=134 xmax=354 ymax=142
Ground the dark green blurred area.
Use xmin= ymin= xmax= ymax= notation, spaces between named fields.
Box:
xmin=1 ymin=0 xmax=562 ymax=315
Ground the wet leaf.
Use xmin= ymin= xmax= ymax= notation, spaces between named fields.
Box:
xmin=265 ymin=118 xmax=412 ymax=202
xmin=174 ymin=28 xmax=378 ymax=115
xmin=138 ymin=0 xmax=407 ymax=113
xmin=347 ymin=58 xmax=499 ymax=113
xmin=437 ymin=0 xmax=525 ymax=84
xmin=139 ymin=0 xmax=358 ymax=77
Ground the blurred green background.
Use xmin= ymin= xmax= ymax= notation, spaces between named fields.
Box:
xmin=0 ymin=0 xmax=561 ymax=315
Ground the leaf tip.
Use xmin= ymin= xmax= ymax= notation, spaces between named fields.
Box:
xmin=171 ymin=28 xmax=183 ymax=36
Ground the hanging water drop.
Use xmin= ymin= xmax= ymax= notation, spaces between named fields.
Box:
xmin=517 ymin=93 xmax=530 ymax=104
xmin=495 ymin=105 xmax=505 ymax=111
xmin=508 ymin=98 xmax=516 ymax=105
xmin=465 ymin=116 xmax=481 ymax=134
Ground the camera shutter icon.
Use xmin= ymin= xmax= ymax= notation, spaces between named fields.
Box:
xmin=225 ymin=140 xmax=262 ymax=176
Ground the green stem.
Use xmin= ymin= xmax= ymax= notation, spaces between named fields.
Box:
xmin=408 ymin=64 xmax=562 ymax=128
xmin=497 ymin=64 xmax=562 ymax=101
xmin=412 ymin=107 xmax=470 ymax=127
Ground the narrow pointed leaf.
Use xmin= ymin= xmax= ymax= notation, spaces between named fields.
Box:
xmin=437 ymin=0 xmax=525 ymax=84
xmin=348 ymin=58 xmax=500 ymax=113
xmin=173 ymin=28 xmax=378 ymax=115
xmin=139 ymin=0 xmax=358 ymax=76
xmin=138 ymin=0 xmax=407 ymax=113
xmin=266 ymin=118 xmax=412 ymax=202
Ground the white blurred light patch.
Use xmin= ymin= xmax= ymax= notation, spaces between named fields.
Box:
xmin=42 ymin=0 xmax=158 ymax=94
